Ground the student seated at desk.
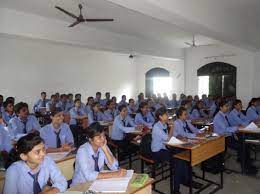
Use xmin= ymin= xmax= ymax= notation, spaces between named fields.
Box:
xmin=179 ymin=100 xmax=192 ymax=120
xmin=74 ymin=93 xmax=86 ymax=110
xmin=85 ymin=96 xmax=94 ymax=114
xmin=46 ymin=95 xmax=60 ymax=112
xmin=72 ymin=122 xmax=126 ymax=185
xmin=9 ymin=102 xmax=41 ymax=137
xmin=111 ymin=96 xmax=118 ymax=110
xmin=94 ymin=92 xmax=102 ymax=104
xmin=69 ymin=99 xmax=87 ymax=126
xmin=100 ymin=92 xmax=111 ymax=107
xmin=66 ymin=93 xmax=74 ymax=111
xmin=4 ymin=133 xmax=67 ymax=194
xmin=227 ymin=99 xmax=250 ymax=127
xmin=2 ymin=99 xmax=16 ymax=124
xmin=246 ymin=98 xmax=260 ymax=123
xmin=213 ymin=100 xmax=257 ymax=174
xmin=40 ymin=108 xmax=74 ymax=153
xmin=104 ymin=100 xmax=117 ymax=122
xmin=33 ymin=91 xmax=48 ymax=114
xmin=167 ymin=93 xmax=178 ymax=108
xmin=0 ymin=94 xmax=4 ymax=113
xmin=209 ymin=97 xmax=221 ymax=118
xmin=88 ymin=102 xmax=106 ymax=125
xmin=127 ymin=98 xmax=137 ymax=114
xmin=174 ymin=107 xmax=203 ymax=139
xmin=111 ymin=104 xmax=142 ymax=149
xmin=59 ymin=94 xmax=69 ymax=113
xmin=190 ymin=100 xmax=208 ymax=120
xmin=118 ymin=95 xmax=128 ymax=106
xmin=135 ymin=102 xmax=155 ymax=129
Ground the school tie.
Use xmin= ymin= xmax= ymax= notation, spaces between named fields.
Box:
xmin=28 ymin=171 xmax=42 ymax=194
xmin=184 ymin=121 xmax=192 ymax=133
xmin=22 ymin=120 xmax=27 ymax=134
xmin=122 ymin=119 xmax=126 ymax=127
xmin=163 ymin=126 xmax=168 ymax=134
xmin=237 ymin=113 xmax=241 ymax=118
xmin=93 ymin=112 xmax=97 ymax=121
xmin=143 ymin=116 xmax=148 ymax=122
xmin=54 ymin=130 xmax=61 ymax=148
xmin=225 ymin=115 xmax=231 ymax=127
xmin=92 ymin=152 xmax=100 ymax=172
xmin=42 ymin=100 xmax=46 ymax=108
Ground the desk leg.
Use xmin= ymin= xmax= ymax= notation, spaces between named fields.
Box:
xmin=170 ymin=159 xmax=174 ymax=194
xmin=189 ymin=151 xmax=193 ymax=194
xmin=241 ymin=133 xmax=246 ymax=174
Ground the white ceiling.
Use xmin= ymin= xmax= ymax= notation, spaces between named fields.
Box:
xmin=106 ymin=0 xmax=260 ymax=51
xmin=0 ymin=0 xmax=220 ymax=49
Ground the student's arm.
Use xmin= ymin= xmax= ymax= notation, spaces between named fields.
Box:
xmin=213 ymin=116 xmax=238 ymax=136
xmin=32 ymin=116 xmax=41 ymax=131
xmin=3 ymin=166 xmax=18 ymax=194
xmin=134 ymin=114 xmax=153 ymax=129
xmin=65 ymin=125 xmax=74 ymax=146
xmin=117 ymin=119 xmax=136 ymax=133
xmin=47 ymin=157 xmax=68 ymax=193
xmin=173 ymin=121 xmax=196 ymax=139
xmin=102 ymin=140 xmax=119 ymax=170
xmin=187 ymin=121 xmax=201 ymax=134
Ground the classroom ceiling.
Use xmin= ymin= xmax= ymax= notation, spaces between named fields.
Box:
xmin=0 ymin=0 xmax=220 ymax=49
xmin=106 ymin=0 xmax=260 ymax=51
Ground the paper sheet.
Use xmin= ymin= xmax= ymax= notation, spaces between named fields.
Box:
xmin=245 ymin=122 xmax=258 ymax=130
xmin=167 ymin=136 xmax=184 ymax=145
xmin=47 ymin=152 xmax=69 ymax=161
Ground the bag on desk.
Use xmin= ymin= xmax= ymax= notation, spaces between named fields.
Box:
xmin=201 ymin=153 xmax=224 ymax=174
xmin=140 ymin=134 xmax=152 ymax=158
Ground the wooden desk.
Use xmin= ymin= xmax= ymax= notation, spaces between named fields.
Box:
xmin=166 ymin=136 xmax=225 ymax=194
xmin=0 ymin=155 xmax=76 ymax=194
xmin=239 ymin=129 xmax=260 ymax=174
xmin=191 ymin=119 xmax=213 ymax=127
xmin=68 ymin=173 xmax=154 ymax=194
xmin=100 ymin=122 xmax=113 ymax=137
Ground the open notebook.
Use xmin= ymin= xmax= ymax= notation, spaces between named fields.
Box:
xmin=47 ymin=152 xmax=70 ymax=161
xmin=242 ymin=122 xmax=260 ymax=132
xmin=88 ymin=170 xmax=134 ymax=193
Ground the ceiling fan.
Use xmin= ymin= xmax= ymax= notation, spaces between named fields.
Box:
xmin=55 ymin=4 xmax=114 ymax=27
xmin=184 ymin=35 xmax=215 ymax=48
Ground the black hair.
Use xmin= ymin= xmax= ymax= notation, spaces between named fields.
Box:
xmin=190 ymin=100 xmax=202 ymax=113
xmin=14 ymin=102 xmax=28 ymax=114
xmin=118 ymin=104 xmax=127 ymax=112
xmin=60 ymin=94 xmax=67 ymax=99
xmin=122 ymin=95 xmax=126 ymax=98
xmin=106 ymin=99 xmax=113 ymax=107
xmin=137 ymin=102 xmax=148 ymax=114
xmin=74 ymin=98 xmax=81 ymax=104
xmin=6 ymin=134 xmax=44 ymax=168
xmin=176 ymin=107 xmax=187 ymax=118
xmin=86 ymin=122 xmax=105 ymax=141
xmin=91 ymin=102 xmax=100 ymax=109
xmin=96 ymin=92 xmax=101 ymax=96
xmin=232 ymin=99 xmax=242 ymax=109
xmin=0 ymin=95 xmax=3 ymax=99
xmin=105 ymin=92 xmax=110 ymax=96
xmin=41 ymin=91 xmax=46 ymax=96
xmin=75 ymin=93 xmax=81 ymax=98
xmin=50 ymin=107 xmax=63 ymax=117
xmin=129 ymin=98 xmax=134 ymax=103
xmin=87 ymin=96 xmax=94 ymax=104
xmin=6 ymin=97 xmax=15 ymax=104
xmin=68 ymin=93 xmax=73 ymax=97
xmin=3 ymin=100 xmax=14 ymax=109
xmin=155 ymin=107 xmax=167 ymax=122
xmin=219 ymin=100 xmax=229 ymax=108
xmin=50 ymin=94 xmax=56 ymax=99
xmin=246 ymin=98 xmax=258 ymax=111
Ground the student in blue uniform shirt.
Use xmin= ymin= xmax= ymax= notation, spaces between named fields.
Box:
xmin=33 ymin=92 xmax=48 ymax=113
xmin=190 ymin=100 xmax=208 ymax=120
xmin=46 ymin=95 xmax=59 ymax=112
xmin=0 ymin=95 xmax=4 ymax=113
xmin=72 ymin=122 xmax=126 ymax=185
xmin=69 ymin=99 xmax=87 ymax=126
xmin=85 ymin=96 xmax=94 ymax=115
xmin=227 ymin=99 xmax=250 ymax=127
xmin=59 ymin=94 xmax=69 ymax=113
xmin=213 ymin=100 xmax=256 ymax=173
xmin=2 ymin=100 xmax=16 ymax=124
xmin=66 ymin=93 xmax=74 ymax=111
xmin=135 ymin=102 xmax=155 ymax=129
xmin=40 ymin=108 xmax=74 ymax=153
xmin=104 ymin=100 xmax=117 ymax=122
xmin=127 ymin=99 xmax=137 ymax=114
xmin=88 ymin=102 xmax=106 ymax=125
xmin=180 ymin=100 xmax=192 ymax=120
xmin=118 ymin=95 xmax=128 ymax=106
xmin=74 ymin=93 xmax=86 ymax=110
xmin=111 ymin=104 xmax=142 ymax=148
xmin=111 ymin=96 xmax=119 ymax=110
xmin=209 ymin=97 xmax=221 ymax=118
xmin=174 ymin=107 xmax=202 ymax=139
xmin=246 ymin=98 xmax=260 ymax=123
xmin=4 ymin=133 xmax=67 ymax=194
xmin=0 ymin=113 xmax=12 ymax=154
xmin=100 ymin=92 xmax=110 ymax=107
xmin=9 ymin=102 xmax=41 ymax=137
xmin=167 ymin=93 xmax=178 ymax=108
xmin=95 ymin=92 xmax=102 ymax=104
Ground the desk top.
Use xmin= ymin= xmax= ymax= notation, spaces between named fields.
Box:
xmin=68 ymin=173 xmax=154 ymax=194
xmin=239 ymin=129 xmax=260 ymax=134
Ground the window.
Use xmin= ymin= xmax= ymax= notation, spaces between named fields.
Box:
xmin=153 ymin=77 xmax=172 ymax=97
xmin=198 ymin=76 xmax=209 ymax=98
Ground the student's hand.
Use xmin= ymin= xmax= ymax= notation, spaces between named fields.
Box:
xmin=196 ymin=133 xmax=205 ymax=138
xmin=61 ymin=144 xmax=72 ymax=152
xmin=31 ymin=129 xmax=40 ymax=136
xmin=115 ymin=168 xmax=127 ymax=177
xmin=101 ymin=139 xmax=108 ymax=151
xmin=238 ymin=125 xmax=245 ymax=129
xmin=136 ymin=125 xmax=143 ymax=131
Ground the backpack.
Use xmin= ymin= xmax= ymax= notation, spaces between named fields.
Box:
xmin=140 ymin=133 xmax=153 ymax=158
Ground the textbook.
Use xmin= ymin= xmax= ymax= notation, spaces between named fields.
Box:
xmin=167 ymin=136 xmax=184 ymax=145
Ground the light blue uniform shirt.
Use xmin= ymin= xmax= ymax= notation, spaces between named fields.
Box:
xmin=46 ymin=101 xmax=62 ymax=112
xmin=88 ymin=110 xmax=107 ymax=125
xmin=103 ymin=109 xmax=117 ymax=122
xmin=69 ymin=107 xmax=87 ymax=125
xmin=111 ymin=115 xmax=136 ymax=140
xmin=33 ymin=99 xmax=49 ymax=112
xmin=72 ymin=142 xmax=118 ymax=185
xmin=190 ymin=109 xmax=207 ymax=120
xmin=167 ymin=99 xmax=178 ymax=108
xmin=66 ymin=100 xmax=74 ymax=111
xmin=84 ymin=105 xmax=92 ymax=115
xmin=2 ymin=111 xmax=16 ymax=124
xmin=135 ymin=112 xmax=155 ymax=129
xmin=173 ymin=119 xmax=200 ymax=138
xmin=40 ymin=123 xmax=74 ymax=148
xmin=127 ymin=105 xmax=137 ymax=114
xmin=0 ymin=124 xmax=12 ymax=152
xmin=246 ymin=106 xmax=260 ymax=122
xmin=3 ymin=156 xmax=67 ymax=194
xmin=227 ymin=109 xmax=249 ymax=126
xmin=118 ymin=100 xmax=128 ymax=107
xmin=100 ymin=99 xmax=108 ymax=107
xmin=213 ymin=111 xmax=238 ymax=136
xmin=153 ymin=103 xmax=162 ymax=111
xmin=8 ymin=115 xmax=41 ymax=137
xmin=151 ymin=121 xmax=168 ymax=152
xmin=209 ymin=103 xmax=217 ymax=118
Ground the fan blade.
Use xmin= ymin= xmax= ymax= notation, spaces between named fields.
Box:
xmin=85 ymin=19 xmax=114 ymax=22
xmin=184 ymin=42 xmax=192 ymax=46
xmin=55 ymin=6 xmax=78 ymax=19
xmin=68 ymin=20 xmax=81 ymax=27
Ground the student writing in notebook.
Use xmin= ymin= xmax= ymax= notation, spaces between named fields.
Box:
xmin=40 ymin=108 xmax=74 ymax=153
xmin=4 ymin=133 xmax=67 ymax=194
xmin=246 ymin=98 xmax=260 ymax=123
xmin=72 ymin=122 xmax=126 ymax=185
